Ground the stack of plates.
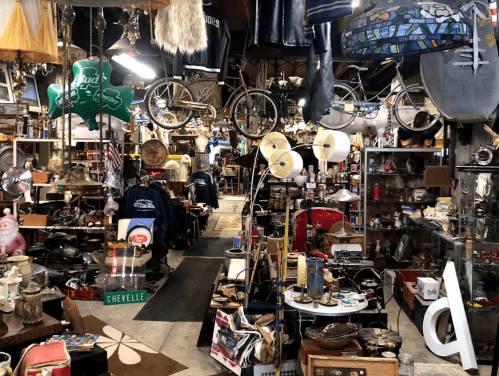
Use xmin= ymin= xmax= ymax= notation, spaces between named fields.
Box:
xmin=306 ymin=322 xmax=360 ymax=349
xmin=357 ymin=328 xmax=403 ymax=355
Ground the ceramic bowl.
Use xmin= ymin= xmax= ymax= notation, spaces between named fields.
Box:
xmin=294 ymin=175 xmax=308 ymax=187
xmin=350 ymin=293 xmax=366 ymax=301
xmin=288 ymin=76 xmax=303 ymax=87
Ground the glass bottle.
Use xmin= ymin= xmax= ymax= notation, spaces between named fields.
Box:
xmin=306 ymin=257 xmax=324 ymax=300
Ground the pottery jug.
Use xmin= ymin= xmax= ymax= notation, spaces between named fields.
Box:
xmin=7 ymin=255 xmax=31 ymax=288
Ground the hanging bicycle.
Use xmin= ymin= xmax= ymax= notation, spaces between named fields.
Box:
xmin=143 ymin=60 xmax=280 ymax=139
xmin=319 ymin=58 xmax=442 ymax=131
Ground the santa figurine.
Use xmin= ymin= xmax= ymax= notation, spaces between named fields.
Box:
xmin=0 ymin=209 xmax=25 ymax=256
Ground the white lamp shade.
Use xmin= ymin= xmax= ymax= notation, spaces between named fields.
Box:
xmin=260 ymin=132 xmax=290 ymax=161
xmin=313 ymin=129 xmax=351 ymax=162
xmin=269 ymin=150 xmax=303 ymax=179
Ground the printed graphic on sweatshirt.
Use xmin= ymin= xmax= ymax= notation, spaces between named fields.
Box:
xmin=133 ymin=199 xmax=155 ymax=211
xmin=205 ymin=14 xmax=220 ymax=28
xmin=193 ymin=178 xmax=207 ymax=186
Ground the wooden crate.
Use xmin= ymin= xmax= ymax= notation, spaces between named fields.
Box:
xmin=323 ymin=232 xmax=364 ymax=257
xmin=308 ymin=355 xmax=398 ymax=376
xmin=300 ymin=339 xmax=363 ymax=366
xmin=403 ymin=281 xmax=418 ymax=310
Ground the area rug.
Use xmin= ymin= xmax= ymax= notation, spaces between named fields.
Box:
xmin=414 ymin=363 xmax=468 ymax=376
xmin=223 ymin=196 xmax=245 ymax=201
xmin=214 ymin=215 xmax=242 ymax=231
xmin=82 ymin=315 xmax=187 ymax=376
xmin=216 ymin=203 xmax=244 ymax=213
xmin=183 ymin=236 xmax=234 ymax=257
xmin=134 ymin=258 xmax=222 ymax=322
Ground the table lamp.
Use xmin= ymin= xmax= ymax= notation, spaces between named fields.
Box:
xmin=327 ymin=189 xmax=361 ymax=236
xmin=0 ymin=0 xmax=58 ymax=99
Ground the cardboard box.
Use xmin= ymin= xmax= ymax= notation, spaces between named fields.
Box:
xmin=417 ymin=277 xmax=439 ymax=300
xmin=31 ymin=171 xmax=50 ymax=184
xmin=20 ymin=214 xmax=47 ymax=227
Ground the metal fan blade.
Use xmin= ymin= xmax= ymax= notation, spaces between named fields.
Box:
xmin=1 ymin=167 xmax=32 ymax=198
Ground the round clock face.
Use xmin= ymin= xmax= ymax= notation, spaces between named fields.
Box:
xmin=474 ymin=146 xmax=494 ymax=166
xmin=141 ymin=139 xmax=167 ymax=166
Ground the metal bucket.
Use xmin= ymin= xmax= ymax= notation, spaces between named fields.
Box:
xmin=224 ymin=248 xmax=245 ymax=272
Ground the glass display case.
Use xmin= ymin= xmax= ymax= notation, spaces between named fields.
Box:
xmin=457 ymin=165 xmax=499 ymax=364
xmin=362 ymin=147 xmax=444 ymax=258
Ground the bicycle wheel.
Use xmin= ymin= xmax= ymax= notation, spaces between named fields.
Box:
xmin=319 ymin=83 xmax=358 ymax=130
xmin=144 ymin=79 xmax=195 ymax=130
xmin=231 ymin=90 xmax=280 ymax=139
xmin=393 ymin=85 xmax=441 ymax=131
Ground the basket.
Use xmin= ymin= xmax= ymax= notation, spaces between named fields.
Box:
xmin=20 ymin=214 xmax=47 ymax=227
xmin=253 ymin=359 xmax=303 ymax=376
xmin=31 ymin=171 xmax=50 ymax=184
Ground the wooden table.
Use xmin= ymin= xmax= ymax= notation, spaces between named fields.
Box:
xmin=0 ymin=313 xmax=62 ymax=364
xmin=0 ymin=313 xmax=62 ymax=348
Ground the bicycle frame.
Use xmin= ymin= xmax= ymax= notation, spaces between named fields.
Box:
xmin=155 ymin=66 xmax=252 ymax=123
xmin=334 ymin=62 xmax=420 ymax=111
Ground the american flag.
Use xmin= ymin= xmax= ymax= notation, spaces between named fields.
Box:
xmin=108 ymin=133 xmax=122 ymax=169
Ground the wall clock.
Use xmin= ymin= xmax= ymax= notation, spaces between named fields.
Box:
xmin=141 ymin=139 xmax=167 ymax=166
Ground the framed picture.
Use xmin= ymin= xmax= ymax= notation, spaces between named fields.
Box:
xmin=8 ymin=69 xmax=41 ymax=111
xmin=0 ymin=64 xmax=13 ymax=103
xmin=0 ymin=103 xmax=28 ymax=116
xmin=393 ymin=234 xmax=413 ymax=262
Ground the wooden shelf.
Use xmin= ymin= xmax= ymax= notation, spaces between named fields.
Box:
xmin=15 ymin=138 xmax=61 ymax=142
xmin=19 ymin=225 xmax=107 ymax=230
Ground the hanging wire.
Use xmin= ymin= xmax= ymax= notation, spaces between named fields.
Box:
xmin=90 ymin=7 xmax=92 ymax=57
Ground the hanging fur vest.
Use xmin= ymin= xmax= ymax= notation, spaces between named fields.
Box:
xmin=155 ymin=0 xmax=207 ymax=54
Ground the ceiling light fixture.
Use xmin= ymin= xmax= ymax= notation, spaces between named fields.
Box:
xmin=111 ymin=54 xmax=156 ymax=80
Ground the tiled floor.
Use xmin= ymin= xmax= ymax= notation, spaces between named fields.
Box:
xmin=75 ymin=195 xmax=493 ymax=376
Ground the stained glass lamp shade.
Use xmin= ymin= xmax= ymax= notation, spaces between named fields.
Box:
xmin=342 ymin=1 xmax=472 ymax=59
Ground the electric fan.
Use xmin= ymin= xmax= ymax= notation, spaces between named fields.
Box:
xmin=1 ymin=167 xmax=32 ymax=200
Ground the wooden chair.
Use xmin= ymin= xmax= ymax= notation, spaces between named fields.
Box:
xmin=54 ymin=287 xmax=85 ymax=334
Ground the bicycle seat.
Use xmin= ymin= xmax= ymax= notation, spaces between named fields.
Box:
xmin=347 ymin=65 xmax=368 ymax=71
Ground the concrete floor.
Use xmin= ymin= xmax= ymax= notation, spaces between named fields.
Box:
xmin=74 ymin=195 xmax=494 ymax=376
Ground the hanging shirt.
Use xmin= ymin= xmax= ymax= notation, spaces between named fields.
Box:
xmin=149 ymin=182 xmax=177 ymax=239
xmin=121 ymin=186 xmax=169 ymax=246
xmin=306 ymin=0 xmax=353 ymax=24
xmin=173 ymin=3 xmax=231 ymax=85
xmin=190 ymin=170 xmax=219 ymax=208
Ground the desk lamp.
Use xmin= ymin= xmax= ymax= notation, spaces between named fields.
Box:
xmin=327 ymin=189 xmax=361 ymax=236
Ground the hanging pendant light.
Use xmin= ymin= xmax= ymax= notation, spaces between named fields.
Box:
xmin=54 ymin=40 xmax=86 ymax=66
